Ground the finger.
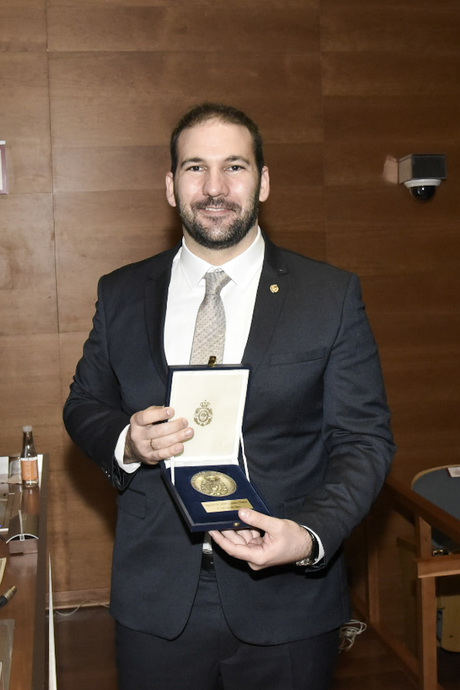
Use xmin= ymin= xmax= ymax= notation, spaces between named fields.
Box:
xmin=136 ymin=417 xmax=193 ymax=463
xmin=132 ymin=406 xmax=174 ymax=428
xmin=248 ymin=529 xmax=262 ymax=540
xmin=148 ymin=424 xmax=193 ymax=452
xmin=238 ymin=509 xmax=279 ymax=534
xmin=234 ymin=529 xmax=262 ymax=545
xmin=146 ymin=432 xmax=193 ymax=463
xmin=148 ymin=416 xmax=190 ymax=440
xmin=208 ymin=528 xmax=260 ymax=544
xmin=209 ymin=531 xmax=264 ymax=563
xmin=209 ymin=530 xmax=247 ymax=554
xmin=217 ymin=530 xmax=249 ymax=546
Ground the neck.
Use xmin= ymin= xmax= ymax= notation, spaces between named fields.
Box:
xmin=182 ymin=226 xmax=259 ymax=266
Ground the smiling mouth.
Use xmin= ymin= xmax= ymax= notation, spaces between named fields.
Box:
xmin=202 ymin=206 xmax=231 ymax=213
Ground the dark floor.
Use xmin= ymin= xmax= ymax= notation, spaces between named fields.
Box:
xmin=53 ymin=606 xmax=459 ymax=690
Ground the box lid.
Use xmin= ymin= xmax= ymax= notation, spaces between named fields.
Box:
xmin=164 ymin=366 xmax=249 ymax=470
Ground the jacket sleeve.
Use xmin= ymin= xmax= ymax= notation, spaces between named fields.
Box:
xmin=63 ymin=276 xmax=135 ymax=490
xmin=289 ymin=274 xmax=396 ymax=565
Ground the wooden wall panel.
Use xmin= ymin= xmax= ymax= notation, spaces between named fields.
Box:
xmin=49 ymin=459 xmax=116 ymax=598
xmin=56 ymin=332 xmax=117 ymax=597
xmin=374 ymin=313 xmax=460 ymax=352
xmin=265 ymin=143 xmax=324 ymax=187
xmin=261 ymin=142 xmax=325 ymax=258
xmin=53 ymin=145 xmax=169 ymax=192
xmin=321 ymin=1 xmax=460 ymax=510
xmin=49 ymin=52 xmax=322 ymax=147
xmin=327 ymin=224 xmax=460 ymax=275
xmin=321 ymin=1 xmax=460 ymax=53
xmin=47 ymin=2 xmax=319 ymax=53
xmin=0 ymin=194 xmax=56 ymax=334
xmin=261 ymin=187 xmax=325 ymax=259
xmin=0 ymin=53 xmax=51 ymax=193
xmin=1 ymin=0 xmax=459 ymax=607
xmin=324 ymin=96 xmax=460 ymax=145
xmin=54 ymin=190 xmax=180 ymax=332
xmin=322 ymin=53 xmax=460 ymax=96
xmin=0 ymin=334 xmax=61 ymax=452
xmin=0 ymin=0 xmax=46 ymax=52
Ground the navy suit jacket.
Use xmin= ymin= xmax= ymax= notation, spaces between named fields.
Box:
xmin=64 ymin=237 xmax=395 ymax=644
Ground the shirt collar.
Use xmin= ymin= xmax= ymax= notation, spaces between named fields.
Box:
xmin=178 ymin=228 xmax=265 ymax=288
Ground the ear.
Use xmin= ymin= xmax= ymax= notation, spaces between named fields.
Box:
xmin=165 ymin=172 xmax=176 ymax=208
xmin=258 ymin=166 xmax=270 ymax=203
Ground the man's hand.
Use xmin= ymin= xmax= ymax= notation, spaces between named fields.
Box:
xmin=124 ymin=406 xmax=193 ymax=465
xmin=209 ymin=509 xmax=313 ymax=571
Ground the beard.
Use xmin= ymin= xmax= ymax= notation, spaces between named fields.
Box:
xmin=175 ymin=187 xmax=260 ymax=250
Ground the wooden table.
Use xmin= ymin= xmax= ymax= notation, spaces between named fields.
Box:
xmin=0 ymin=457 xmax=48 ymax=689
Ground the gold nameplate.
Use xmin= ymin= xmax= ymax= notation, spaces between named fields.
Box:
xmin=201 ymin=499 xmax=253 ymax=513
xmin=191 ymin=470 xmax=237 ymax=497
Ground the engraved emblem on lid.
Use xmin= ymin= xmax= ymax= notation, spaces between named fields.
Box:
xmin=194 ymin=400 xmax=213 ymax=427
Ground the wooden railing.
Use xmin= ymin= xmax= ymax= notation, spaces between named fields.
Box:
xmin=353 ymin=474 xmax=460 ymax=690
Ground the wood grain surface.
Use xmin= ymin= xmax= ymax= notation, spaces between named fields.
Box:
xmin=0 ymin=3 xmax=459 ymax=631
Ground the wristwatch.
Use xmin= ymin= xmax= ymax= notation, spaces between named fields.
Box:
xmin=295 ymin=528 xmax=319 ymax=567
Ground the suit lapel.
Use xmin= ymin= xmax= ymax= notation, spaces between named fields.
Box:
xmin=242 ymin=240 xmax=289 ymax=374
xmin=144 ymin=250 xmax=177 ymax=384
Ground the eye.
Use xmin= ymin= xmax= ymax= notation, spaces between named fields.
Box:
xmin=227 ymin=164 xmax=245 ymax=172
xmin=186 ymin=164 xmax=204 ymax=172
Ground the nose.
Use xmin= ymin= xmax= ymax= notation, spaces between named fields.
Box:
xmin=202 ymin=169 xmax=229 ymax=198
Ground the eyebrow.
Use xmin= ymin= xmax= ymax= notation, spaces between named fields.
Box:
xmin=179 ymin=155 xmax=252 ymax=169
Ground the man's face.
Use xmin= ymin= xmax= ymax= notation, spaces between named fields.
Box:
xmin=166 ymin=119 xmax=269 ymax=252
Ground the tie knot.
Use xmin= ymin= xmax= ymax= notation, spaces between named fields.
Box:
xmin=205 ymin=270 xmax=230 ymax=296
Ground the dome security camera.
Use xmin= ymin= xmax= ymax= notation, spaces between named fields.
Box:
xmin=398 ymin=154 xmax=447 ymax=202
xmin=403 ymin=178 xmax=441 ymax=201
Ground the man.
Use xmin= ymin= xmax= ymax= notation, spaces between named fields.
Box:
xmin=64 ymin=103 xmax=395 ymax=690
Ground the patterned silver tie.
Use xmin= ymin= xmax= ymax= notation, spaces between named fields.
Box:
xmin=190 ymin=269 xmax=231 ymax=365
xmin=190 ymin=270 xmax=230 ymax=557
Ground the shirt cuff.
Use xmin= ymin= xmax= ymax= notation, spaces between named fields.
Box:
xmin=301 ymin=525 xmax=325 ymax=564
xmin=115 ymin=424 xmax=141 ymax=474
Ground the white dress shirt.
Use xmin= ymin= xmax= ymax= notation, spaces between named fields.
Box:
xmin=164 ymin=228 xmax=264 ymax=365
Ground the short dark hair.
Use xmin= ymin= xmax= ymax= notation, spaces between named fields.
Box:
xmin=170 ymin=103 xmax=265 ymax=175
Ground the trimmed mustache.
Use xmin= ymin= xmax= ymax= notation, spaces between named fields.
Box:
xmin=192 ymin=198 xmax=241 ymax=212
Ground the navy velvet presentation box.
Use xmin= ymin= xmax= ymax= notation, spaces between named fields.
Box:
xmin=161 ymin=366 xmax=271 ymax=532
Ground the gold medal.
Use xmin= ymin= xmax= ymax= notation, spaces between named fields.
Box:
xmin=190 ymin=470 xmax=237 ymax=498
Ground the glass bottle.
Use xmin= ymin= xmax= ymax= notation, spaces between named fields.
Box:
xmin=20 ymin=425 xmax=39 ymax=487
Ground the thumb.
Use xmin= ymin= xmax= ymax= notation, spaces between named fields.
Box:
xmin=238 ymin=508 xmax=276 ymax=532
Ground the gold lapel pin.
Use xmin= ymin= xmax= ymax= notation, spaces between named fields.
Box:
xmin=270 ymin=284 xmax=279 ymax=293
